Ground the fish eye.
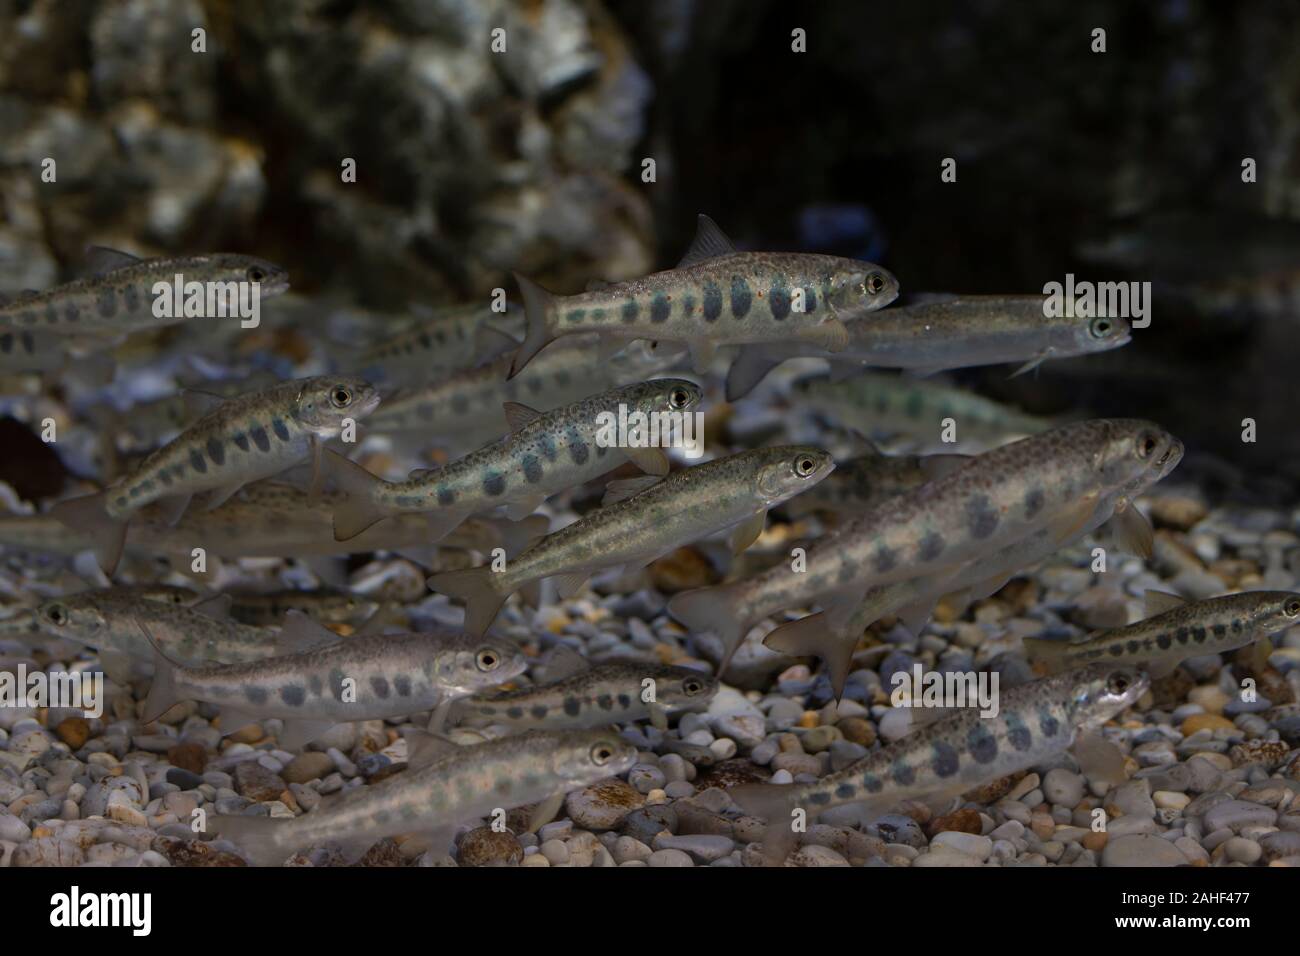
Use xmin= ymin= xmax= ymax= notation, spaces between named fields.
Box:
xmin=1107 ymin=673 xmax=1130 ymax=695
xmin=794 ymin=455 xmax=817 ymax=477
xmin=1089 ymin=317 xmax=1113 ymax=338
xmin=246 ymin=266 xmax=266 ymax=283
xmin=590 ymin=742 xmax=616 ymax=765
xmin=1284 ymin=600 xmax=1300 ymax=617
xmin=476 ymin=649 xmax=501 ymax=671
xmin=682 ymin=677 xmax=705 ymax=696
xmin=330 ymin=386 xmax=353 ymax=408
xmin=669 ymin=388 xmax=690 ymax=409
xmin=44 ymin=604 xmax=68 ymax=626
xmin=1135 ymin=433 xmax=1158 ymax=459
xmin=865 ymin=273 xmax=885 ymax=295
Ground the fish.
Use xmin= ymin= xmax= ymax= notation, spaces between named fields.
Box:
xmin=140 ymin=616 xmax=526 ymax=749
xmin=670 ymin=420 xmax=1182 ymax=673
xmin=761 ymin=431 xmax=1185 ymax=695
xmin=206 ymin=728 xmax=637 ymax=866
xmin=353 ymin=302 xmax=520 ymax=387
xmin=365 ymin=339 xmax=672 ymax=451
xmin=329 ymin=379 xmax=703 ymax=541
xmin=226 ymin=589 xmax=382 ymax=628
xmin=49 ymin=376 xmax=381 ymax=575
xmin=778 ymin=448 xmax=970 ymax=519
xmin=727 ymin=664 xmax=1149 ymax=862
xmin=429 ymin=445 xmax=836 ymax=637
xmin=1025 ymin=590 xmax=1300 ymax=679
xmin=793 ymin=371 xmax=1052 ymax=449
xmin=725 ymin=293 xmax=1132 ymax=399
xmin=0 ymin=249 xmax=289 ymax=337
xmin=26 ymin=589 xmax=331 ymax=680
xmin=456 ymin=651 xmax=718 ymax=732
xmin=509 ymin=214 xmax=899 ymax=377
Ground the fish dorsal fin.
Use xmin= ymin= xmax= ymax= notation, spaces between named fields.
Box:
xmin=190 ymin=593 xmax=232 ymax=620
xmin=503 ymin=401 xmax=544 ymax=433
xmin=847 ymin=430 xmax=884 ymax=456
xmin=404 ymin=729 xmax=460 ymax=769
xmin=83 ymin=245 xmax=142 ymax=277
xmin=1144 ymin=590 xmax=1187 ymax=617
xmin=601 ymin=475 xmax=661 ymax=506
xmin=181 ymin=387 xmax=227 ymax=419
xmin=541 ymin=643 xmax=590 ymax=682
xmin=675 ymin=214 xmax=737 ymax=269
xmin=278 ymin=609 xmax=344 ymax=653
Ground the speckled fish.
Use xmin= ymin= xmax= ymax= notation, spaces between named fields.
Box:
xmin=1026 ymin=590 xmax=1300 ymax=679
xmin=762 ymin=431 xmax=1184 ymax=695
xmin=50 ymin=376 xmax=380 ymax=575
xmin=329 ymin=379 xmax=703 ymax=541
xmin=207 ymin=729 xmax=636 ymax=866
xmin=456 ymin=654 xmax=718 ymax=732
xmin=141 ymin=616 xmax=526 ymax=749
xmin=25 ymin=590 xmax=329 ymax=679
xmin=779 ymin=448 xmax=969 ymax=519
xmin=794 ymin=371 xmax=1051 ymax=448
xmin=0 ymin=583 xmax=196 ymax=641
xmin=725 ymin=294 xmax=1132 ymax=399
xmin=510 ymin=214 xmax=899 ymax=377
xmin=430 ymin=446 xmax=836 ymax=637
xmin=366 ymin=339 xmax=672 ymax=451
xmin=670 ymin=420 xmax=1181 ymax=670
xmin=0 ymin=248 xmax=288 ymax=336
xmin=728 ymin=664 xmax=1148 ymax=862
xmin=353 ymin=302 xmax=519 ymax=387
xmin=226 ymin=589 xmax=381 ymax=628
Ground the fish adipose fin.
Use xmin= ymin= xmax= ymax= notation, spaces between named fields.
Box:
xmin=427 ymin=567 xmax=508 ymax=637
xmin=510 ymin=273 xmax=558 ymax=379
xmin=50 ymin=491 xmax=127 ymax=576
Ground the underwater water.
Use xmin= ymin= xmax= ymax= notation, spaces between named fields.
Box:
xmin=1 ymin=1 xmax=1298 ymax=902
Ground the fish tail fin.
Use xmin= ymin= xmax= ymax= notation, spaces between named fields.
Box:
xmin=49 ymin=491 xmax=127 ymax=575
xmin=725 ymin=346 xmax=783 ymax=401
xmin=325 ymin=450 xmax=389 ymax=541
xmin=206 ymin=814 xmax=295 ymax=867
xmin=427 ymin=567 xmax=508 ymax=637
xmin=509 ymin=273 xmax=557 ymax=379
xmin=763 ymin=611 xmax=856 ymax=701
xmin=668 ymin=586 xmax=745 ymax=675
xmin=135 ymin=619 xmax=187 ymax=723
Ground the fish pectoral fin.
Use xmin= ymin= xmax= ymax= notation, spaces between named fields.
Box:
xmin=551 ymin=571 xmax=590 ymax=600
xmin=675 ymin=213 xmax=737 ymax=268
xmin=894 ymin=596 xmax=939 ymax=637
xmin=1251 ymin=638 xmax=1273 ymax=675
xmin=1145 ymin=659 xmax=1179 ymax=681
xmin=307 ymin=436 xmax=324 ymax=506
xmin=190 ymin=593 xmax=233 ymax=620
xmin=203 ymin=481 xmax=245 ymax=512
xmin=601 ymin=475 xmax=660 ymax=506
xmin=1105 ymin=504 xmax=1155 ymax=559
xmin=540 ymin=643 xmax=590 ymax=682
xmin=648 ymin=702 xmax=669 ymax=731
xmin=278 ymin=609 xmax=344 ymax=653
xmin=802 ymin=317 xmax=850 ymax=352
xmin=626 ymin=445 xmax=670 ymax=477
xmin=159 ymin=493 xmax=194 ymax=528
xmin=1142 ymin=588 xmax=1187 ymax=618
xmin=276 ymin=718 xmax=335 ymax=752
xmin=687 ymin=340 xmax=717 ymax=373
xmin=100 ymin=650 xmax=137 ymax=687
xmin=403 ymin=728 xmax=460 ymax=769
xmin=215 ymin=705 xmax=262 ymax=739
xmin=82 ymin=245 xmax=142 ymax=277
xmin=528 ymin=791 xmax=568 ymax=833
xmin=1071 ymin=730 xmax=1128 ymax=788
xmin=503 ymin=495 xmax=546 ymax=522
xmin=1047 ymin=492 xmax=1100 ymax=544
xmin=729 ymin=509 xmax=768 ymax=555
xmin=725 ymin=346 xmax=784 ymax=401
xmin=1008 ymin=354 xmax=1048 ymax=378
xmin=502 ymin=401 xmax=544 ymax=433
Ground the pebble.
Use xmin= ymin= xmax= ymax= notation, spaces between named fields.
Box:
xmin=565 ymin=778 xmax=645 ymax=831
xmin=1102 ymin=833 xmax=1189 ymax=867
xmin=457 ymin=827 xmax=524 ymax=867
xmin=1042 ymin=768 xmax=1084 ymax=807
xmin=647 ymin=848 xmax=694 ymax=867
xmin=1202 ymin=800 xmax=1278 ymax=833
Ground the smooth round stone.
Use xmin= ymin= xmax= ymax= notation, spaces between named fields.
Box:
xmin=1259 ymin=831 xmax=1300 ymax=862
xmin=749 ymin=740 xmax=778 ymax=766
xmin=658 ymin=753 xmax=689 ymax=783
xmin=539 ymin=839 xmax=569 ymax=865
xmin=0 ymin=813 xmax=31 ymax=842
xmin=931 ymin=832 xmax=993 ymax=861
xmin=868 ymin=815 xmax=926 ymax=849
xmin=628 ymin=764 xmax=667 ymax=795
xmin=1202 ymin=800 xmax=1278 ymax=833
xmin=565 ymin=778 xmax=645 ymax=831
xmin=611 ymin=836 xmax=652 ymax=864
xmin=788 ymin=844 xmax=850 ymax=867
xmin=877 ymin=709 xmax=912 ymax=742
xmin=708 ymin=738 xmax=737 ymax=761
xmin=1102 ymin=834 xmax=1188 ymax=867
xmin=912 ymin=846 xmax=983 ymax=867
xmin=282 ymin=752 xmax=335 ymax=784
xmin=663 ymin=780 xmax=695 ymax=799
xmin=652 ymin=833 xmax=734 ymax=862
xmin=989 ymin=820 xmax=1025 ymax=841
xmin=1222 ymin=836 xmax=1262 ymax=864
xmin=1108 ymin=780 xmax=1156 ymax=818
xmin=647 ymin=848 xmax=694 ymax=867
xmin=1042 ymin=768 xmax=1084 ymax=807
xmin=800 ymin=725 xmax=842 ymax=753
xmin=1175 ymin=836 xmax=1210 ymax=864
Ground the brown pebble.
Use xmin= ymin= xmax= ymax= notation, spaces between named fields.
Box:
xmin=226 ymin=722 xmax=265 ymax=744
xmin=926 ymin=807 xmax=983 ymax=838
xmin=54 ymin=716 xmax=90 ymax=750
xmin=351 ymin=838 xmax=406 ymax=867
xmin=1147 ymin=496 xmax=1207 ymax=531
xmin=457 ymin=826 xmax=525 ymax=867
xmin=151 ymin=836 xmax=247 ymax=867
xmin=962 ymin=769 xmax=1027 ymax=804
xmin=648 ymin=546 xmax=719 ymax=593
xmin=166 ymin=742 xmax=208 ymax=774
xmin=1029 ymin=812 xmax=1056 ymax=840
xmin=1082 ymin=830 xmax=1108 ymax=851
xmin=836 ymin=717 xmax=876 ymax=747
